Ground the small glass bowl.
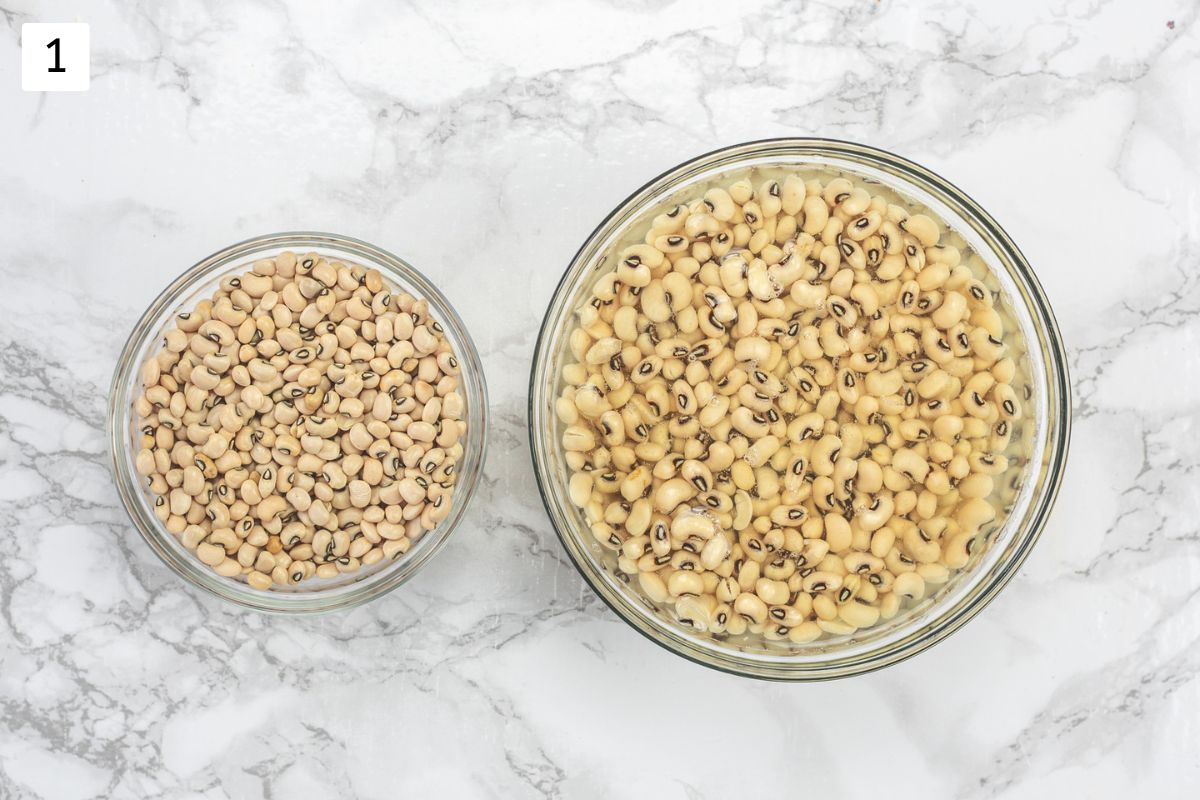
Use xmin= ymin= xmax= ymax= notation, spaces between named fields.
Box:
xmin=109 ymin=232 xmax=488 ymax=613
xmin=529 ymin=139 xmax=1071 ymax=679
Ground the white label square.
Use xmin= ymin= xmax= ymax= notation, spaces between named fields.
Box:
xmin=21 ymin=23 xmax=90 ymax=91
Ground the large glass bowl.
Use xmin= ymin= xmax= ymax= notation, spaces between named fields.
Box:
xmin=109 ymin=232 xmax=488 ymax=613
xmin=529 ymin=139 xmax=1070 ymax=679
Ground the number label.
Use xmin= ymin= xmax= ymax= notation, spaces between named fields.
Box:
xmin=47 ymin=37 xmax=66 ymax=72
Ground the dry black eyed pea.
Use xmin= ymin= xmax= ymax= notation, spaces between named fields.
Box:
xmin=135 ymin=252 xmax=467 ymax=588
xmin=557 ymin=170 xmax=1021 ymax=643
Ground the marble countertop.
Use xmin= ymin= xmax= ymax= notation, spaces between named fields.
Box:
xmin=2 ymin=0 xmax=1198 ymax=797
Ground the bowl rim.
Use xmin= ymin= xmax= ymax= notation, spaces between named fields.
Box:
xmin=108 ymin=230 xmax=489 ymax=614
xmin=527 ymin=137 xmax=1072 ymax=680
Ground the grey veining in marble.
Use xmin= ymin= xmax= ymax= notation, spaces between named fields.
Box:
xmin=1 ymin=0 xmax=1198 ymax=797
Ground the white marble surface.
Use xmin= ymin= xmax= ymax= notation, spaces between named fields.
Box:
xmin=1 ymin=0 xmax=1198 ymax=797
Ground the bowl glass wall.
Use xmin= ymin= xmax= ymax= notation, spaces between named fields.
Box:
xmin=529 ymin=139 xmax=1070 ymax=679
xmin=110 ymin=232 xmax=488 ymax=613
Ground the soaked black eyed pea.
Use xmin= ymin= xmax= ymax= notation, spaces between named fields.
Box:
xmin=556 ymin=169 xmax=1019 ymax=643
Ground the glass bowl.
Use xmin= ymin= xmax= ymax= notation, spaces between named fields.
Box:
xmin=528 ymin=139 xmax=1070 ymax=679
xmin=109 ymin=232 xmax=488 ymax=613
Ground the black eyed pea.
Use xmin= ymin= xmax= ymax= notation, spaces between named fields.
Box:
xmin=958 ymin=473 xmax=993 ymax=500
xmin=671 ymin=510 xmax=717 ymax=541
xmin=654 ymin=478 xmax=696 ymax=514
xmin=968 ymin=450 xmax=1008 ymax=475
xmin=868 ymin=527 xmax=897 ymax=561
xmin=180 ymin=464 xmax=205 ymax=496
xmin=737 ymin=558 xmax=763 ymax=590
xmin=770 ymin=604 xmax=805 ymax=628
xmin=855 ymin=494 xmax=894 ymax=532
xmin=768 ymin=504 xmax=808 ymax=527
xmin=879 ymin=592 xmax=901 ymax=620
xmin=723 ymin=612 xmax=749 ymax=636
xmin=592 ymin=469 xmax=621 ymax=494
xmin=619 ymin=466 xmax=652 ymax=502
xmin=733 ymin=336 xmax=770 ymax=363
xmin=762 ymin=624 xmax=791 ymax=641
xmin=586 ymin=337 xmax=623 ymax=366
xmin=168 ymin=488 xmax=191 ymax=516
xmin=699 ymin=535 xmax=731 ymax=570
xmin=675 ymin=594 xmax=717 ymax=631
xmin=763 ymin=552 xmax=796 ymax=581
xmin=809 ymin=434 xmax=842 ymax=476
xmin=591 ymin=521 xmax=624 ymax=550
xmin=622 ymin=534 xmax=651 ymax=561
xmin=956 ymin=497 xmax=997 ymax=532
xmin=892 ymin=448 xmax=930 ymax=483
xmin=667 ymin=570 xmax=704 ymax=598
xmin=181 ymin=524 xmax=206 ymax=550
xmin=731 ymin=490 xmax=753 ymax=531
xmin=893 ymin=570 xmax=926 ymax=602
xmin=917 ymin=369 xmax=951 ymax=400
xmin=714 ymin=575 xmax=741 ymax=604
xmin=724 ymin=460 xmax=753 ymax=491
xmin=917 ymin=562 xmax=950 ymax=586
xmin=625 ymin=498 xmax=652 ymax=537
xmin=236 ymin=542 xmax=259 ymax=568
xmin=703 ymin=187 xmax=737 ymax=221
xmin=932 ymin=290 xmax=967 ymax=330
xmin=799 ymin=539 xmax=831 ymax=569
xmin=730 ymin=407 xmax=770 ymax=440
xmin=780 ymin=175 xmax=805 ymax=215
xmin=900 ymin=213 xmax=940 ymax=247
xmin=697 ymin=490 xmax=733 ymax=514
xmin=992 ymin=382 xmax=1020 ymax=420
xmin=407 ymin=420 xmax=438 ymax=443
xmin=561 ymin=425 xmax=596 ymax=452
xmin=744 ymin=434 xmax=781 ymax=468
xmin=754 ymin=577 xmax=790 ymax=606
xmin=734 ymin=592 xmax=769 ymax=625
xmin=616 ymin=259 xmax=653 ymax=289
xmin=710 ymin=602 xmax=734 ymax=633
xmin=638 ymin=571 xmax=669 ymax=603
xmin=838 ymin=600 xmax=880 ymax=629
xmin=715 ymin=179 xmax=744 ymax=206
xmin=814 ymin=618 xmax=855 ymax=637
xmin=802 ymin=571 xmax=844 ymax=593
xmin=900 ymin=524 xmax=941 ymax=564
xmin=196 ymin=542 xmax=225 ymax=566
xmin=568 ymin=472 xmax=593 ymax=507
xmin=256 ymin=494 xmax=288 ymax=524
xmin=943 ymin=532 xmax=976 ymax=569
xmin=788 ymin=621 xmax=823 ymax=644
xmin=679 ymin=459 xmax=713 ymax=493
xmin=812 ymin=594 xmax=838 ymax=621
